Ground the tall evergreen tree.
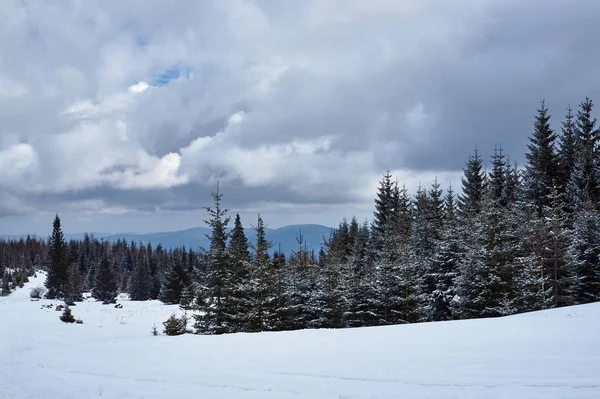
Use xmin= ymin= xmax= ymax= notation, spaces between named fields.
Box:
xmin=45 ymin=215 xmax=69 ymax=299
xmin=248 ymin=215 xmax=274 ymax=331
xmin=228 ymin=213 xmax=253 ymax=332
xmin=567 ymin=98 xmax=599 ymax=210
xmin=130 ymin=253 xmax=151 ymax=301
xmin=194 ymin=183 xmax=234 ymax=334
xmin=524 ymin=100 xmax=559 ymax=215
xmin=93 ymin=252 xmax=118 ymax=304
xmin=557 ymin=105 xmax=577 ymax=193
xmin=458 ymin=149 xmax=485 ymax=218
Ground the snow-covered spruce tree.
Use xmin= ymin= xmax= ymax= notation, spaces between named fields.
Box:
xmin=247 ymin=215 xmax=275 ymax=332
xmin=279 ymin=232 xmax=318 ymax=331
xmin=194 ymin=183 xmax=235 ymax=335
xmin=542 ymin=185 xmax=573 ymax=307
xmin=269 ymin=249 xmax=288 ymax=330
xmin=344 ymin=219 xmax=379 ymax=327
xmin=93 ymin=252 xmax=118 ymax=304
xmin=163 ymin=313 xmax=187 ymax=336
xmin=568 ymin=98 xmax=599 ymax=208
xmin=313 ymin=220 xmax=349 ymax=329
xmin=370 ymin=171 xmax=397 ymax=262
xmin=424 ymin=185 xmax=462 ymax=321
xmin=567 ymin=203 xmax=600 ymax=304
xmin=524 ymin=100 xmax=559 ymax=216
xmin=557 ymin=105 xmax=577 ymax=195
xmin=458 ymin=149 xmax=485 ymax=218
xmin=227 ymin=213 xmax=253 ymax=332
xmin=45 ymin=214 xmax=69 ymax=299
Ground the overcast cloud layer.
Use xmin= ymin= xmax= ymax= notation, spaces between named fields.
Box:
xmin=1 ymin=0 xmax=599 ymax=234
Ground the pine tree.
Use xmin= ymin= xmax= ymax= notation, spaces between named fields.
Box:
xmin=60 ymin=306 xmax=76 ymax=323
xmin=160 ymin=251 xmax=191 ymax=305
xmin=424 ymin=186 xmax=461 ymax=321
xmin=567 ymin=205 xmax=600 ymax=304
xmin=568 ymin=98 xmax=599 ymax=208
xmin=93 ymin=253 xmax=118 ymax=304
xmin=130 ymin=254 xmax=150 ymax=301
xmin=458 ymin=149 xmax=485 ymax=218
xmin=228 ymin=213 xmax=253 ymax=332
xmin=490 ymin=145 xmax=507 ymax=205
xmin=345 ymin=220 xmax=380 ymax=327
xmin=45 ymin=215 xmax=69 ymax=299
xmin=65 ymin=263 xmax=84 ymax=305
xmin=1 ymin=272 xmax=11 ymax=296
xmin=248 ymin=215 xmax=274 ymax=331
xmin=557 ymin=105 xmax=577 ymax=194
xmin=194 ymin=183 xmax=234 ymax=334
xmin=524 ymin=100 xmax=559 ymax=215
xmin=371 ymin=171 xmax=396 ymax=258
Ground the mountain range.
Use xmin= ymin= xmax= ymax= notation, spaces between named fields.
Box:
xmin=2 ymin=224 xmax=333 ymax=256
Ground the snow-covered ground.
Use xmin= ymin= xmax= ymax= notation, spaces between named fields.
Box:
xmin=1 ymin=273 xmax=599 ymax=399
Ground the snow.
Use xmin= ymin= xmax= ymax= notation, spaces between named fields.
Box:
xmin=2 ymin=273 xmax=600 ymax=398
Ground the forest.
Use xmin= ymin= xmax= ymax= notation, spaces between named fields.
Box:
xmin=1 ymin=98 xmax=599 ymax=335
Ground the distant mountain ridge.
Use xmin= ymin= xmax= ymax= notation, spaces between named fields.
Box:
xmin=2 ymin=224 xmax=333 ymax=255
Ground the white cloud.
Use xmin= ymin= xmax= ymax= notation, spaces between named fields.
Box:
xmin=129 ymin=81 xmax=149 ymax=93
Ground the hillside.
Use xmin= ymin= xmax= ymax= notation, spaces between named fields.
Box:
xmin=1 ymin=273 xmax=599 ymax=398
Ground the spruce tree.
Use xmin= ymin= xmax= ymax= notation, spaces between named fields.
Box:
xmin=159 ymin=255 xmax=191 ymax=305
xmin=458 ymin=149 xmax=485 ymax=218
xmin=130 ymin=254 xmax=150 ymax=301
xmin=247 ymin=215 xmax=274 ymax=331
xmin=424 ymin=186 xmax=461 ymax=321
xmin=45 ymin=215 xmax=69 ymax=299
xmin=557 ymin=105 xmax=577 ymax=194
xmin=194 ymin=183 xmax=234 ymax=334
xmin=567 ymin=205 xmax=600 ymax=304
xmin=228 ymin=213 xmax=253 ymax=332
xmin=93 ymin=253 xmax=118 ymax=304
xmin=524 ymin=100 xmax=559 ymax=215
xmin=568 ymin=98 xmax=599 ymax=208
xmin=490 ymin=145 xmax=507 ymax=205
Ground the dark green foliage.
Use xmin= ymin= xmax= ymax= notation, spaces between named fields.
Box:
xmin=557 ymin=106 xmax=577 ymax=194
xmin=60 ymin=306 xmax=76 ymax=323
xmin=458 ymin=149 xmax=484 ymax=217
xmin=45 ymin=215 xmax=69 ymax=299
xmin=163 ymin=313 xmax=187 ymax=336
xmin=524 ymin=100 xmax=558 ymax=215
xmin=568 ymin=208 xmax=600 ymax=304
xmin=1 ymin=272 xmax=11 ymax=296
xmin=130 ymin=255 xmax=151 ymax=301
xmin=93 ymin=254 xmax=118 ymax=304
xmin=194 ymin=183 xmax=235 ymax=335
xmin=159 ymin=254 xmax=191 ymax=305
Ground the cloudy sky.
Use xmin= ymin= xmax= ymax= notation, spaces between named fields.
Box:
xmin=1 ymin=0 xmax=599 ymax=235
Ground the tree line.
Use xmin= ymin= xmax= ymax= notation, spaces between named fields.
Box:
xmin=2 ymin=97 xmax=600 ymax=335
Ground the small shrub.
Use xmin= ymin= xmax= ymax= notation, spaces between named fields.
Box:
xmin=30 ymin=286 xmax=47 ymax=299
xmin=162 ymin=313 xmax=187 ymax=336
xmin=151 ymin=324 xmax=159 ymax=336
xmin=76 ymin=319 xmax=83 ymax=324
xmin=60 ymin=306 xmax=76 ymax=323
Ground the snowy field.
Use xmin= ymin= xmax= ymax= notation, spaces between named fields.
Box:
xmin=1 ymin=273 xmax=600 ymax=399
